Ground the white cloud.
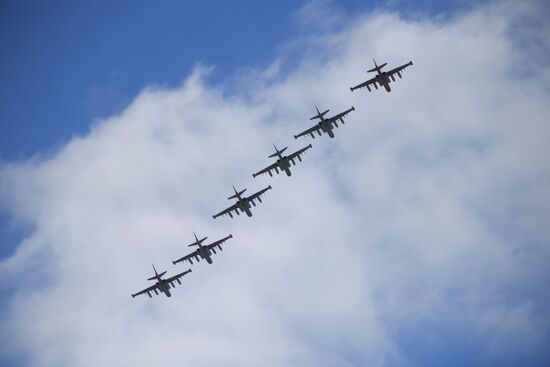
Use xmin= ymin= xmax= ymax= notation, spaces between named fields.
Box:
xmin=1 ymin=1 xmax=550 ymax=366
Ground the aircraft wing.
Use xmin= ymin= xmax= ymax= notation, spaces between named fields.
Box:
xmin=131 ymin=283 xmax=160 ymax=298
xmin=386 ymin=61 xmax=413 ymax=79
xmin=172 ymin=249 xmax=200 ymax=265
xmin=252 ymin=161 xmax=279 ymax=178
xmin=294 ymin=124 xmax=322 ymax=140
xmin=165 ymin=269 xmax=192 ymax=285
xmin=350 ymin=76 xmax=378 ymax=92
xmin=247 ymin=185 xmax=272 ymax=205
xmin=287 ymin=144 xmax=312 ymax=162
xmin=205 ymin=234 xmax=233 ymax=254
xmin=327 ymin=107 xmax=355 ymax=127
xmin=212 ymin=202 xmax=240 ymax=219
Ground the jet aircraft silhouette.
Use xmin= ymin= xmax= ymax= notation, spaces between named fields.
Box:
xmin=212 ymin=185 xmax=272 ymax=219
xmin=294 ymin=105 xmax=355 ymax=140
xmin=350 ymin=58 xmax=413 ymax=93
xmin=173 ymin=232 xmax=233 ymax=265
xmin=253 ymin=144 xmax=312 ymax=177
xmin=131 ymin=265 xmax=191 ymax=298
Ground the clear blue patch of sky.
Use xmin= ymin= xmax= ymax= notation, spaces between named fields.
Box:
xmin=395 ymin=321 xmax=490 ymax=367
xmin=394 ymin=319 xmax=550 ymax=367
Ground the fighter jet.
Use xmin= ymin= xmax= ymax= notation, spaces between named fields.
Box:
xmin=252 ymin=144 xmax=312 ymax=178
xmin=172 ymin=232 xmax=233 ymax=265
xmin=294 ymin=105 xmax=355 ymax=140
xmin=131 ymin=265 xmax=191 ymax=299
xmin=212 ymin=185 xmax=272 ymax=219
xmin=350 ymin=58 xmax=413 ymax=93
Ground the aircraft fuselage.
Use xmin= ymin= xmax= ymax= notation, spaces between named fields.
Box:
xmin=158 ymin=281 xmax=172 ymax=297
xmin=277 ymin=158 xmax=292 ymax=176
xmin=319 ymin=120 xmax=335 ymax=138
xmin=238 ymin=199 xmax=253 ymax=217
xmin=376 ymin=72 xmax=392 ymax=92
xmin=198 ymin=247 xmax=213 ymax=264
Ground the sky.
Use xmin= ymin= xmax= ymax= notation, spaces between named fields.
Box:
xmin=1 ymin=0 xmax=550 ymax=366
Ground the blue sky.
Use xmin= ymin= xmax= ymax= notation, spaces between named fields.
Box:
xmin=2 ymin=1 xmax=549 ymax=367
xmin=0 ymin=0 xmax=479 ymax=159
xmin=0 ymin=0 xmax=482 ymax=263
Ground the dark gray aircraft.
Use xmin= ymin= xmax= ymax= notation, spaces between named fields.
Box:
xmin=172 ymin=232 xmax=233 ymax=265
xmin=294 ymin=105 xmax=355 ymax=140
xmin=350 ymin=58 xmax=413 ymax=93
xmin=131 ymin=265 xmax=191 ymax=298
xmin=212 ymin=185 xmax=272 ymax=219
xmin=252 ymin=144 xmax=312 ymax=177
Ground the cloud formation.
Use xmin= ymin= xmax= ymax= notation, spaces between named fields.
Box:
xmin=1 ymin=1 xmax=550 ymax=366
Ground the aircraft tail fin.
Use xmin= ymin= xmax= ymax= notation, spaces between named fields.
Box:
xmin=188 ymin=232 xmax=208 ymax=247
xmin=367 ymin=58 xmax=387 ymax=73
xmin=310 ymin=105 xmax=330 ymax=120
xmin=228 ymin=185 xmax=247 ymax=200
xmin=148 ymin=265 xmax=166 ymax=281
xmin=268 ymin=144 xmax=288 ymax=158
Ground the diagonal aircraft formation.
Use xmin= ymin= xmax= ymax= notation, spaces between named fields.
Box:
xmin=131 ymin=58 xmax=413 ymax=298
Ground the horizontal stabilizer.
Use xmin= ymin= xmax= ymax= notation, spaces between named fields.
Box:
xmin=269 ymin=146 xmax=287 ymax=158
xmin=310 ymin=109 xmax=329 ymax=120
xmin=188 ymin=233 xmax=207 ymax=247
xmin=228 ymin=186 xmax=247 ymax=200
xmin=367 ymin=62 xmax=387 ymax=73
xmin=148 ymin=271 xmax=166 ymax=281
